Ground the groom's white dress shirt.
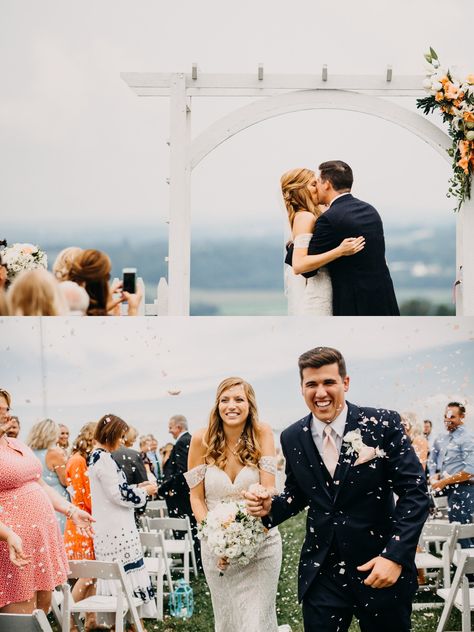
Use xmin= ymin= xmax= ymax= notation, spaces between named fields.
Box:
xmin=328 ymin=192 xmax=351 ymax=208
xmin=311 ymin=405 xmax=348 ymax=456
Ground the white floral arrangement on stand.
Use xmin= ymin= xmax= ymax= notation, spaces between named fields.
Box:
xmin=198 ymin=500 xmax=267 ymax=573
xmin=1 ymin=243 xmax=48 ymax=282
xmin=417 ymin=47 xmax=474 ymax=211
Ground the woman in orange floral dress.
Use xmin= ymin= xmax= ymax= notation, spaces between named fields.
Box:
xmin=64 ymin=422 xmax=98 ymax=630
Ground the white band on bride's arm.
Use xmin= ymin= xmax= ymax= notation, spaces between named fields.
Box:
xmin=293 ymin=233 xmax=312 ymax=249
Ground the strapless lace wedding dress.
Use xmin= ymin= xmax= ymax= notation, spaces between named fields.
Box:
xmin=185 ymin=459 xmax=284 ymax=632
xmin=285 ymin=233 xmax=333 ymax=316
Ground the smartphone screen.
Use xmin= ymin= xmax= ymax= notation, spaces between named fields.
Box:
xmin=122 ymin=268 xmax=137 ymax=294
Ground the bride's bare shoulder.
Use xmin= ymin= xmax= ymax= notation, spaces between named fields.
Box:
xmin=293 ymin=210 xmax=316 ymax=234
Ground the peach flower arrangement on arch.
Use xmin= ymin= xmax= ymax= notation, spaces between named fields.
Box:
xmin=417 ymin=47 xmax=474 ymax=211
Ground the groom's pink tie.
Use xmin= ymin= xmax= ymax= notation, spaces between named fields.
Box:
xmin=322 ymin=425 xmax=339 ymax=477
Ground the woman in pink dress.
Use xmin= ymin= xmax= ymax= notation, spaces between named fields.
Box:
xmin=0 ymin=388 xmax=94 ymax=615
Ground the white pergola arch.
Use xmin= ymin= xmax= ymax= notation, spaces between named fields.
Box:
xmin=122 ymin=71 xmax=472 ymax=316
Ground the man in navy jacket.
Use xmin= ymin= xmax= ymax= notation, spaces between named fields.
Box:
xmin=245 ymin=347 xmax=429 ymax=632
xmin=305 ymin=161 xmax=399 ymax=316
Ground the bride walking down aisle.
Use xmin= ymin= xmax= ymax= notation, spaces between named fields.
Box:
xmin=185 ymin=377 xmax=290 ymax=632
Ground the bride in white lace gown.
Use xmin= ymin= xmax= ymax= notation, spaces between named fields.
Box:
xmin=281 ymin=168 xmax=364 ymax=316
xmin=185 ymin=377 xmax=286 ymax=632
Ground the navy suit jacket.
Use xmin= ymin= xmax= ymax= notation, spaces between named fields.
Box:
xmin=158 ymin=431 xmax=192 ymax=519
xmin=265 ymin=402 xmax=429 ymax=603
xmin=305 ymin=194 xmax=399 ymax=315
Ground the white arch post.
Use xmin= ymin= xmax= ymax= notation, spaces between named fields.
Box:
xmin=122 ymin=70 xmax=467 ymax=316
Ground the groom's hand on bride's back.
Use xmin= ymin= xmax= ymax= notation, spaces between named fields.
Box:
xmin=242 ymin=489 xmax=272 ymax=517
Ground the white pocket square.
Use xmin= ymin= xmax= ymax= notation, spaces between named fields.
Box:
xmin=354 ymin=446 xmax=377 ymax=466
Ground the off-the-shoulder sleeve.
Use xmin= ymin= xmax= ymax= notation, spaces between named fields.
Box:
xmin=184 ymin=464 xmax=207 ymax=489
xmin=293 ymin=233 xmax=313 ymax=249
xmin=259 ymin=456 xmax=278 ymax=476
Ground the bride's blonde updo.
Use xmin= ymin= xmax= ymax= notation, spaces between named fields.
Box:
xmin=203 ymin=377 xmax=262 ymax=470
xmin=280 ymin=168 xmax=320 ymax=229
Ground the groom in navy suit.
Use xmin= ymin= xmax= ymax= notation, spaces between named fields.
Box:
xmin=245 ymin=347 xmax=429 ymax=632
xmin=305 ymin=161 xmax=400 ymax=315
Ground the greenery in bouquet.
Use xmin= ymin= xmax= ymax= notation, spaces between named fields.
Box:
xmin=416 ymin=48 xmax=474 ymax=211
xmin=198 ymin=500 xmax=266 ymax=567
xmin=1 ymin=242 xmax=47 ymax=282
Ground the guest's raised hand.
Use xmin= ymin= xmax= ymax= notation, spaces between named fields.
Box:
xmin=7 ymin=531 xmax=31 ymax=568
xmin=123 ymin=284 xmax=143 ymax=316
xmin=140 ymin=481 xmax=158 ymax=496
xmin=71 ymin=508 xmax=95 ymax=538
xmin=357 ymin=556 xmax=402 ymax=588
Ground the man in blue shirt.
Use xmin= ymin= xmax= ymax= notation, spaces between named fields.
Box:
xmin=429 ymin=402 xmax=474 ymax=547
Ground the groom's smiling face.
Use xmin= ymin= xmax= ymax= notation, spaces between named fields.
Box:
xmin=301 ymin=363 xmax=349 ymax=423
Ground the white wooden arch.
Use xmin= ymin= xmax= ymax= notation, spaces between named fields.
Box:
xmin=122 ymin=71 xmax=471 ymax=316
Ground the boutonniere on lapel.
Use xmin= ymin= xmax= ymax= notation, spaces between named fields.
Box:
xmin=343 ymin=429 xmax=386 ymax=466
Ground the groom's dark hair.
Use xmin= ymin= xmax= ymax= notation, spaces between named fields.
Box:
xmin=318 ymin=161 xmax=353 ymax=191
xmin=298 ymin=347 xmax=347 ymax=381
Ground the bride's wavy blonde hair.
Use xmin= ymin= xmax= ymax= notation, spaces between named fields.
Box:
xmin=281 ymin=168 xmax=320 ymax=229
xmin=203 ymin=377 xmax=262 ymax=470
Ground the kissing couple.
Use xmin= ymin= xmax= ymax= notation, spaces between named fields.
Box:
xmin=282 ymin=161 xmax=400 ymax=316
xmin=185 ymin=347 xmax=429 ymax=631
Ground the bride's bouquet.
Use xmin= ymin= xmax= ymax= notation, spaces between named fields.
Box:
xmin=198 ymin=501 xmax=266 ymax=569
xmin=1 ymin=243 xmax=47 ymax=281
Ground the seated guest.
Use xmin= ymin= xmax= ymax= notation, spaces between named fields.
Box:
xmin=7 ymin=269 xmax=67 ymax=316
xmin=70 ymin=249 xmax=142 ymax=316
xmin=27 ymin=418 xmax=70 ymax=533
xmin=58 ymin=280 xmax=90 ymax=315
xmin=52 ymin=246 xmax=83 ymax=282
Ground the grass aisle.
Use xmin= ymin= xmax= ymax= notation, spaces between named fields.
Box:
xmin=146 ymin=510 xmax=466 ymax=631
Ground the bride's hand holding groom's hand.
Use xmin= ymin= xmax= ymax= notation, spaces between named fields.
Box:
xmin=242 ymin=486 xmax=272 ymax=517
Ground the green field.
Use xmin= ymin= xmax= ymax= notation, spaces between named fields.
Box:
xmin=144 ymin=510 xmax=466 ymax=631
xmin=190 ymin=288 xmax=454 ymax=316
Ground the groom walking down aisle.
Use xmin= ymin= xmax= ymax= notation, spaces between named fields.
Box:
xmin=245 ymin=347 xmax=429 ymax=632
xmin=305 ymin=161 xmax=400 ymax=315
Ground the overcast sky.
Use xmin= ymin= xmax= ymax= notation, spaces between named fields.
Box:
xmin=1 ymin=317 xmax=472 ymax=445
xmin=1 ymin=0 xmax=473 ymax=242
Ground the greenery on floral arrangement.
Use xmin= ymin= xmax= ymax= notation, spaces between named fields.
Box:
xmin=417 ymin=47 xmax=474 ymax=211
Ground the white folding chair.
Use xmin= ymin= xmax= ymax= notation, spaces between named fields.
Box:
xmin=61 ymin=560 xmax=144 ymax=632
xmin=139 ymin=530 xmax=174 ymax=620
xmin=416 ymin=521 xmax=459 ymax=589
xmin=0 ymin=609 xmax=53 ymax=632
xmin=436 ymin=550 xmax=474 ymax=632
xmin=145 ymin=499 xmax=168 ymax=518
xmin=147 ymin=516 xmax=198 ymax=583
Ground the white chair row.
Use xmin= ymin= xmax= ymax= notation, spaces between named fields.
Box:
xmin=144 ymin=516 xmax=198 ymax=584
xmin=0 ymin=610 xmax=53 ymax=632
xmin=60 ymin=560 xmax=144 ymax=632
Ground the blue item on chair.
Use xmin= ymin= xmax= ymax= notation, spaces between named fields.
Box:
xmin=169 ymin=578 xmax=194 ymax=618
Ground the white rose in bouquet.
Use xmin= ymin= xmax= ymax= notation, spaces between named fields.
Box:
xmin=2 ymin=243 xmax=47 ymax=281
xmin=198 ymin=500 xmax=266 ymax=571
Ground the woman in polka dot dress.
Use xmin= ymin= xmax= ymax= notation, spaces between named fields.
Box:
xmin=88 ymin=414 xmax=157 ymax=621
